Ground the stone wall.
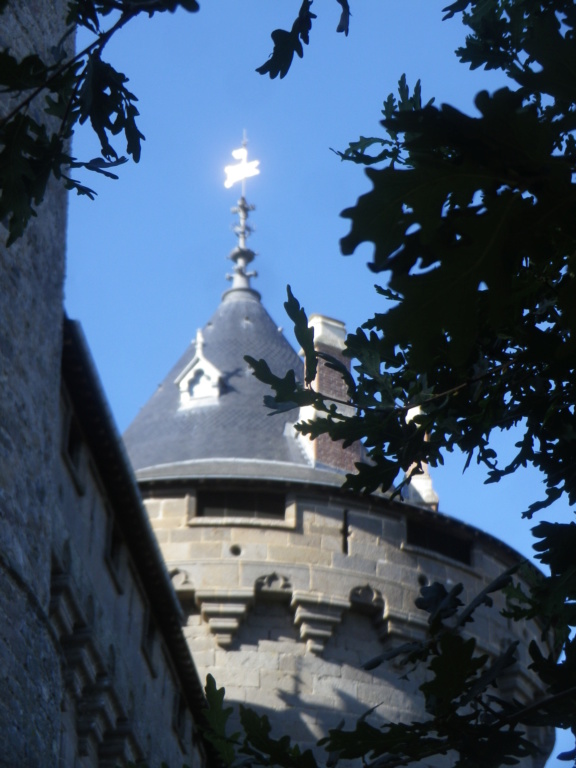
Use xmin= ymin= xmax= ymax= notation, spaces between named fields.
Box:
xmin=0 ymin=2 xmax=70 ymax=764
xmin=144 ymin=487 xmax=553 ymax=766
xmin=52 ymin=384 xmax=206 ymax=767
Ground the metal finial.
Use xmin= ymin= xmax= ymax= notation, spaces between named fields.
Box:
xmin=223 ymin=137 xmax=260 ymax=294
xmin=195 ymin=328 xmax=204 ymax=356
xmin=224 ymin=135 xmax=260 ymax=197
xmin=225 ymin=198 xmax=258 ymax=290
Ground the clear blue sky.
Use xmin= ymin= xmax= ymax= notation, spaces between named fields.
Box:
xmin=64 ymin=4 xmax=571 ymax=760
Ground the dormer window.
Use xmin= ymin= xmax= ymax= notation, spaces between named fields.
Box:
xmin=187 ymin=368 xmax=219 ymax=398
xmin=175 ymin=330 xmax=222 ymax=409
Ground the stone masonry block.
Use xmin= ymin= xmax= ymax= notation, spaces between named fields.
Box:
xmin=176 ymin=541 xmax=221 ymax=558
xmin=202 ymin=526 xmax=231 ymax=542
xmin=159 ymin=542 xmax=196 ymax=562
xmin=348 ymin=539 xmax=385 ymax=561
xmin=258 ymin=639 xmax=305 ymax=656
xmin=313 ymin=675 xmax=358 ymax=701
xmin=267 ymin=627 xmax=302 ymax=645
xmin=215 ymin=667 xmax=260 ymax=688
xmin=348 ymin=511 xmax=384 ymax=539
xmin=377 ymin=581 xmax=406 ymax=611
xmin=324 ymin=643 xmax=362 ymax=667
xmin=412 ymin=556 xmax=448 ymax=584
xmin=161 ymin=498 xmax=187 ymax=519
xmin=262 ymin=671 xmax=312 ymax=702
xmin=340 ymin=664 xmax=379 ymax=683
xmin=189 ymin=562 xmax=241 ymax=588
xmin=149 ymin=518 xmax=168 ymax=531
xmin=169 ymin=528 xmax=206 ymax=544
xmin=401 ymin=587 xmax=421 ymax=613
xmin=382 ymin=518 xmax=405 ymax=545
xmin=306 ymin=520 xmax=345 ymax=537
xmin=230 ymin=528 xmax=290 ymax=546
xmin=307 ymin=658 xmax=343 ymax=679
xmin=236 ymin=625 xmax=265 ymax=647
xmin=246 ymin=609 xmax=292 ymax=631
xmin=218 ymin=650 xmax=279 ymax=671
xmin=240 ymin=560 xmax=310 ymax=598
xmin=311 ymin=568 xmax=374 ymax=599
xmin=278 ymin=655 xmax=314 ymax=681
xmin=309 ymin=566 xmax=358 ymax=598
xmin=287 ymin=532 xmax=322 ymax=549
xmin=191 ymin=649 xmax=215 ymax=668
xmin=183 ymin=527 xmax=204 ymax=543
xmin=144 ymin=500 xmax=161 ymax=519
xmin=357 ymin=682 xmax=417 ymax=712
xmin=331 ymin=553 xmax=377 ymax=575
xmin=305 ymin=506 xmax=342 ymax=528
xmin=245 ymin=689 xmax=288 ymax=711
xmin=184 ymin=633 xmax=214 ymax=652
xmin=320 ymin=534 xmax=342 ymax=553
xmin=268 ymin=545 xmax=332 ymax=566
xmin=225 ymin=542 xmax=268 ymax=560
xmin=381 ymin=544 xmax=416 ymax=566
xmin=376 ymin=561 xmax=419 ymax=586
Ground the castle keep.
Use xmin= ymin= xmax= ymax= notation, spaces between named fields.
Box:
xmin=0 ymin=5 xmax=553 ymax=765
xmin=123 ymin=190 xmax=552 ymax=763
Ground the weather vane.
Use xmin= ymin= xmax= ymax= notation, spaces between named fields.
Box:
xmin=223 ymin=134 xmax=259 ymax=291
xmin=224 ymin=134 xmax=260 ymax=198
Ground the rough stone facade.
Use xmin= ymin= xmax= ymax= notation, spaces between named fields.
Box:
xmin=49 ymin=320 xmax=210 ymax=767
xmin=142 ymin=485 xmax=552 ymax=765
xmin=0 ymin=5 xmax=212 ymax=764
xmin=0 ymin=2 xmax=70 ymax=763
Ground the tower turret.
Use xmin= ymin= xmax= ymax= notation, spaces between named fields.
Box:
xmin=123 ymin=147 xmax=552 ymax=765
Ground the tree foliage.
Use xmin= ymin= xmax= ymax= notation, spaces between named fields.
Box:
xmin=4 ymin=0 xmax=576 ymax=764
xmin=252 ymin=1 xmax=576 ymax=515
xmin=243 ymin=1 xmax=576 ymax=765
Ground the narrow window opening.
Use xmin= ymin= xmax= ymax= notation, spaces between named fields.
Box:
xmin=197 ymin=488 xmax=285 ymax=519
xmin=406 ymin=519 xmax=472 ymax=565
xmin=188 ymin=369 xmax=204 ymax=396
xmin=341 ymin=509 xmax=349 ymax=554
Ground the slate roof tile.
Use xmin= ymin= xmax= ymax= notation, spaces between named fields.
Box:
xmin=123 ymin=287 xmax=334 ymax=482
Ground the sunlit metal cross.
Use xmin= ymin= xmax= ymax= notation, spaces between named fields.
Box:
xmin=224 ymin=145 xmax=260 ymax=193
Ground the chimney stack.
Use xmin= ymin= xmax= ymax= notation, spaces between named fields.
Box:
xmin=298 ymin=315 xmax=364 ymax=473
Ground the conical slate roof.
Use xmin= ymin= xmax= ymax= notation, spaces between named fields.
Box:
xmin=123 ymin=287 xmax=347 ymax=487
xmin=124 ymin=189 xmax=349 ymax=488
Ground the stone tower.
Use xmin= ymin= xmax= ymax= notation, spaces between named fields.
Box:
xmin=123 ymin=191 xmax=552 ymax=765
xmin=0 ymin=3 xmax=70 ymax=764
xmin=0 ymin=10 xmax=211 ymax=767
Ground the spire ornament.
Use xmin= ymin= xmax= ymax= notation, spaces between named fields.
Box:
xmin=223 ymin=137 xmax=261 ymax=295
xmin=224 ymin=146 xmax=260 ymax=195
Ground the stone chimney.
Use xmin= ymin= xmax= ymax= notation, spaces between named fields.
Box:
xmin=298 ymin=314 xmax=364 ymax=473
xmin=401 ymin=408 xmax=439 ymax=510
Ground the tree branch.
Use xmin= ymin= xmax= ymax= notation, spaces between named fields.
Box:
xmin=0 ymin=11 xmax=136 ymax=129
